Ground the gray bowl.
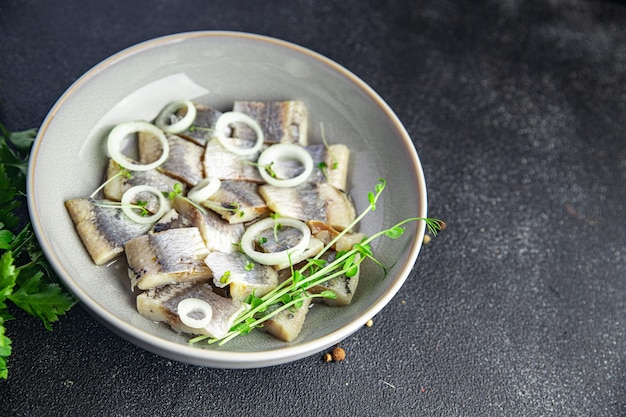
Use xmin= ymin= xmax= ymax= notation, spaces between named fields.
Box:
xmin=28 ymin=31 xmax=428 ymax=368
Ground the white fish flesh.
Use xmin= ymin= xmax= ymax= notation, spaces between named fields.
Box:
xmin=232 ymin=100 xmax=308 ymax=145
xmin=255 ymin=226 xmax=325 ymax=271
xmin=307 ymin=220 xmax=365 ymax=252
xmin=203 ymin=137 xmax=265 ymax=182
xmin=201 ymin=180 xmax=269 ymax=224
xmin=65 ymin=198 xmax=154 ymax=265
xmin=177 ymin=103 xmax=223 ymax=147
xmin=172 ymin=196 xmax=244 ymax=253
xmin=102 ymin=159 xmax=186 ymax=202
xmin=262 ymin=295 xmax=312 ymax=342
xmin=204 ymin=251 xmax=278 ymax=301
xmin=259 ymin=182 xmax=356 ymax=231
xmin=124 ymin=227 xmax=212 ymax=290
xmin=139 ymin=133 xmax=204 ymax=186
xmin=308 ymin=252 xmax=361 ymax=306
xmin=136 ymin=281 xmax=245 ymax=339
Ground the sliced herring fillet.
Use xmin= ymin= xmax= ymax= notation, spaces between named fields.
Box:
xmin=172 ymin=196 xmax=244 ymax=253
xmin=103 ymin=159 xmax=186 ymax=202
xmin=262 ymin=295 xmax=312 ymax=342
xmin=65 ymin=198 xmax=153 ymax=265
xmin=137 ymin=282 xmax=245 ymax=339
xmin=139 ymin=132 xmax=204 ymax=186
xmin=232 ymin=100 xmax=309 ymax=145
xmin=308 ymin=252 xmax=361 ymax=306
xmin=255 ymin=227 xmax=325 ymax=271
xmin=203 ymin=137 xmax=264 ymax=182
xmin=204 ymin=252 xmax=278 ymax=301
xmin=259 ymin=183 xmax=356 ymax=231
xmin=177 ymin=103 xmax=223 ymax=146
xmin=307 ymin=220 xmax=365 ymax=252
xmin=201 ymin=180 xmax=269 ymax=224
xmin=307 ymin=144 xmax=350 ymax=192
xmin=125 ymin=227 xmax=212 ymax=290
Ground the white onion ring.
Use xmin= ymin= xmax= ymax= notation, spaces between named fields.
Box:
xmin=177 ymin=298 xmax=213 ymax=329
xmin=187 ymin=177 xmax=221 ymax=203
xmin=257 ymin=143 xmax=314 ymax=187
xmin=121 ymin=185 xmax=169 ymax=224
xmin=107 ymin=121 xmax=170 ymax=171
xmin=240 ymin=217 xmax=311 ymax=266
xmin=214 ymin=111 xmax=264 ymax=156
xmin=155 ymin=100 xmax=197 ymax=134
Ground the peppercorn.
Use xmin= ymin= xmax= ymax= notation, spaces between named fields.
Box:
xmin=332 ymin=347 xmax=346 ymax=362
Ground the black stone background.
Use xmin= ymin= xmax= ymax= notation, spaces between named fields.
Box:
xmin=0 ymin=1 xmax=625 ymax=415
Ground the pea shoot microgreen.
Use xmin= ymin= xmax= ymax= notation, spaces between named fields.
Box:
xmin=189 ymin=178 xmax=442 ymax=346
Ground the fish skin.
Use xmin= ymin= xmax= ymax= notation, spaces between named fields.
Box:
xmin=262 ymin=295 xmax=312 ymax=342
xmin=308 ymin=252 xmax=361 ymax=307
xmin=144 ymin=134 xmax=205 ymax=186
xmin=259 ymin=182 xmax=356 ymax=231
xmin=232 ymin=100 xmax=309 ymax=145
xmin=203 ymin=137 xmax=265 ymax=182
xmin=125 ymin=227 xmax=212 ymax=290
xmin=204 ymin=251 xmax=278 ymax=301
xmin=254 ymin=224 xmax=325 ymax=270
xmin=270 ymin=144 xmax=350 ymax=192
xmin=202 ymin=180 xmax=269 ymax=224
xmin=177 ymin=103 xmax=223 ymax=147
xmin=103 ymin=159 xmax=186 ymax=202
xmin=65 ymin=198 xmax=154 ymax=265
xmin=172 ymin=196 xmax=244 ymax=253
xmin=307 ymin=220 xmax=365 ymax=252
xmin=136 ymin=281 xmax=245 ymax=339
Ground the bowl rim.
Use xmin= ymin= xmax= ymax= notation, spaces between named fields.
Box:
xmin=27 ymin=30 xmax=428 ymax=368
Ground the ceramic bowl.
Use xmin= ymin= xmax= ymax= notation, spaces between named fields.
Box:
xmin=28 ymin=31 xmax=428 ymax=368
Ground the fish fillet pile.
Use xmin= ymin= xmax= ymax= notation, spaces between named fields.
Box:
xmin=65 ymin=100 xmax=364 ymax=343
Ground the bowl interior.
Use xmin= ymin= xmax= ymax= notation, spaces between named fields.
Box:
xmin=28 ymin=31 xmax=427 ymax=367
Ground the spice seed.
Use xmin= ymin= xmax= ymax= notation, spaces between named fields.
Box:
xmin=332 ymin=347 xmax=346 ymax=362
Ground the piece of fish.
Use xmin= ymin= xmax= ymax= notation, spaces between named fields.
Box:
xmin=268 ymin=144 xmax=350 ymax=192
xmin=172 ymin=196 xmax=244 ymax=253
xmin=65 ymin=198 xmax=154 ymax=265
xmin=201 ymin=180 xmax=269 ymax=224
xmin=307 ymin=144 xmax=350 ymax=192
xmin=203 ymin=137 xmax=265 ymax=182
xmin=136 ymin=281 xmax=245 ymax=339
xmin=259 ymin=182 xmax=356 ymax=231
xmin=307 ymin=220 xmax=365 ymax=252
xmin=232 ymin=100 xmax=309 ymax=145
xmin=308 ymin=252 xmax=361 ymax=307
xmin=204 ymin=251 xmax=278 ymax=301
xmin=177 ymin=103 xmax=223 ymax=147
xmin=152 ymin=208 xmax=193 ymax=233
xmin=103 ymin=159 xmax=186 ymax=202
xmin=255 ymin=227 xmax=325 ymax=271
xmin=139 ymin=133 xmax=204 ymax=186
xmin=262 ymin=295 xmax=312 ymax=342
xmin=125 ymin=227 xmax=212 ymax=290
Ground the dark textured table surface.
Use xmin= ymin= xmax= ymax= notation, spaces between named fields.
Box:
xmin=1 ymin=1 xmax=625 ymax=416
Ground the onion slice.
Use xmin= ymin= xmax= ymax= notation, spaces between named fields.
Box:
xmin=121 ymin=185 xmax=169 ymax=224
xmin=257 ymin=143 xmax=314 ymax=187
xmin=107 ymin=121 xmax=170 ymax=171
xmin=177 ymin=298 xmax=213 ymax=329
xmin=240 ymin=217 xmax=311 ymax=266
xmin=214 ymin=111 xmax=264 ymax=156
xmin=187 ymin=177 xmax=221 ymax=203
xmin=155 ymin=100 xmax=197 ymax=134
